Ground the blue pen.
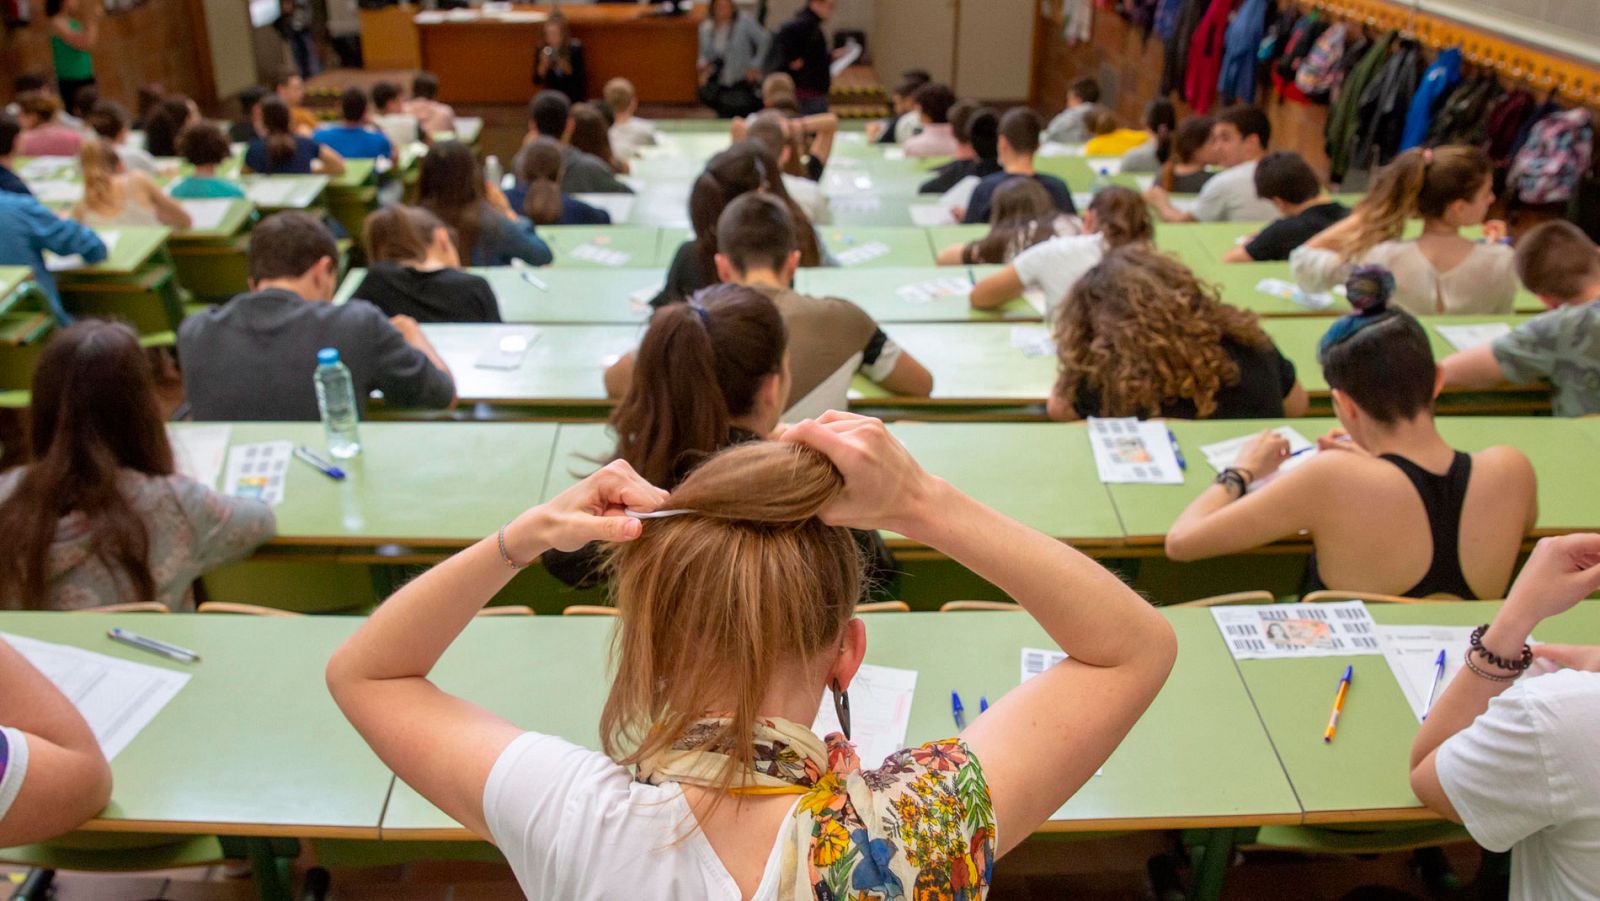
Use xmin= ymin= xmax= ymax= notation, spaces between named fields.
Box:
xmin=951 ymin=691 xmax=966 ymax=729
xmin=979 ymin=696 xmax=989 ymax=714
xmin=1422 ymin=649 xmax=1447 ymax=721
xmin=967 ymin=266 xmax=977 ymax=287
xmin=293 ymin=446 xmax=346 ymax=480
xmin=1166 ymin=428 xmax=1187 ymax=471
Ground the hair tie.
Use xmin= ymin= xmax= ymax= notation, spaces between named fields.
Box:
xmin=1318 ymin=265 xmax=1396 ymax=360
xmin=687 ymin=299 xmax=710 ymax=325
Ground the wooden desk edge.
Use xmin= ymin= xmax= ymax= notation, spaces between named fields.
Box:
xmin=79 ymin=818 xmax=382 ymax=840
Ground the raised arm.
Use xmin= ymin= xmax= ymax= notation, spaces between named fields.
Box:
xmin=327 ymin=463 xmax=669 ymax=839
xmin=784 ymin=412 xmax=1176 ymax=858
xmin=1439 ymin=345 xmax=1512 ymax=390
xmin=0 ymin=638 xmax=112 ymax=846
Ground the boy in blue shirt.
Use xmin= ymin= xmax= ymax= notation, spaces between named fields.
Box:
xmin=0 ymin=191 xmax=107 ymax=323
xmin=314 ymin=89 xmax=395 ymax=163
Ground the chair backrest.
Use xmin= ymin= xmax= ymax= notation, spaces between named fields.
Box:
xmin=196 ymin=602 xmax=304 ymax=617
xmin=562 ymin=605 xmax=620 ymax=617
xmin=73 ymin=601 xmax=170 ymax=614
xmin=856 ymin=600 xmax=910 ymax=613
xmin=938 ymin=600 xmax=1021 ymax=612
xmin=475 ymin=605 xmax=536 ymax=617
xmin=1300 ymin=590 xmax=1455 ymax=605
xmin=1173 ymin=591 xmax=1277 ymax=608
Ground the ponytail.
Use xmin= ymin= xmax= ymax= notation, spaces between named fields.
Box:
xmin=517 ymin=137 xmax=567 ymax=225
xmin=78 ymin=139 xmax=119 ymax=213
xmin=1343 ymin=145 xmax=1492 ymax=259
xmin=258 ymin=97 xmax=297 ymax=171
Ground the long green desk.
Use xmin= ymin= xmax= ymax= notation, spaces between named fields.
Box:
xmin=0 ymin=611 xmax=390 ymax=840
xmin=417 ymin=322 xmax=641 ymax=413
xmin=0 ymin=267 xmax=51 ymax=391
xmin=168 ymin=199 xmax=256 ymax=301
xmin=55 ymin=225 xmax=185 ymax=336
xmin=336 ymin=266 xmax=657 ymax=324
xmin=379 ymin=609 xmax=1301 ymax=840
xmin=238 ymin=175 xmax=329 ymax=212
xmin=1107 ymin=417 xmax=1600 ymax=546
xmin=1241 ymin=600 xmax=1600 ymax=825
xmin=541 ymin=225 xmax=671 ymax=269
xmin=795 ymin=266 xmax=1039 ymax=322
xmin=821 ymin=225 xmax=939 ymax=267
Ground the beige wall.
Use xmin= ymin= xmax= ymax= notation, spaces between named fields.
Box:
xmin=872 ymin=0 xmax=1033 ymax=101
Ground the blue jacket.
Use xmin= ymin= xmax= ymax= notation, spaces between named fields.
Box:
xmin=1217 ymin=0 xmax=1269 ymax=105
xmin=0 ymin=192 xmax=107 ymax=323
xmin=1400 ymin=48 xmax=1462 ymax=152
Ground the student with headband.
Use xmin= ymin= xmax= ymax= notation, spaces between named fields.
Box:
xmin=328 ymin=411 xmax=1176 ymax=901
xmin=1166 ymin=265 xmax=1537 ymax=599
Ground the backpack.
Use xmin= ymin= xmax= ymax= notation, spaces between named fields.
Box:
xmin=1294 ymin=22 xmax=1346 ymax=99
xmin=1507 ymin=108 xmax=1595 ymax=205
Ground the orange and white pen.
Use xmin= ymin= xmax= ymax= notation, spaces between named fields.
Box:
xmin=1324 ymin=665 xmax=1353 ymax=744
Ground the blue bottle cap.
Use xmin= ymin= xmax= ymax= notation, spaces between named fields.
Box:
xmin=317 ymin=348 xmax=340 ymax=365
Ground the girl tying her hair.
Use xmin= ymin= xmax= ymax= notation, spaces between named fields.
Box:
xmin=328 ymin=409 xmax=1176 ymax=900
xmin=1291 ymin=145 xmax=1517 ymax=315
xmin=935 ymin=178 xmax=1072 ymax=266
xmin=1166 ymin=266 xmax=1537 ymax=598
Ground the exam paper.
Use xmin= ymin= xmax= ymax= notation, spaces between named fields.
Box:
xmin=572 ymin=193 xmax=636 ymax=224
xmin=245 ymin=179 xmax=297 ymax=207
xmin=19 ymin=157 xmax=73 ymax=179
xmin=44 ymin=230 xmax=119 ymax=272
xmin=835 ymin=241 xmax=891 ymax=267
xmin=1256 ymin=277 xmax=1335 ymax=311
xmin=1087 ymin=417 xmax=1185 ymax=485
xmin=1378 ymin=625 xmax=1473 ymax=723
xmin=829 ymin=40 xmax=863 ymax=78
xmin=896 ymin=276 xmax=972 ymax=305
xmin=1434 ymin=322 xmax=1513 ymax=352
xmin=168 ymin=425 xmax=231 ymax=490
xmin=567 ymin=243 xmax=631 ymax=267
xmin=4 ymin=632 xmax=191 ymax=760
xmin=28 ymin=180 xmax=83 ymax=204
xmin=1211 ymin=601 xmax=1382 ymax=660
xmin=1038 ymin=143 xmax=1086 ymax=158
xmin=628 ymin=284 xmax=663 ymax=308
xmin=909 ymin=203 xmax=957 ymax=227
xmin=1009 ymin=326 xmax=1056 ymax=357
xmin=179 ymin=199 xmax=232 ymax=231
xmin=223 ymin=440 xmax=292 ymax=506
xmin=1198 ymin=427 xmax=1316 ymax=492
xmin=813 ymin=663 xmax=917 ymax=768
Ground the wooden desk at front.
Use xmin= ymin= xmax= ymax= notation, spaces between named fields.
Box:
xmin=413 ymin=4 xmax=704 ymax=104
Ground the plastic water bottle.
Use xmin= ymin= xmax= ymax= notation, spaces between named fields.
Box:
xmin=1092 ymin=166 xmax=1112 ymax=192
xmin=314 ymin=348 xmax=361 ymax=459
xmin=484 ymin=154 xmax=503 ymax=190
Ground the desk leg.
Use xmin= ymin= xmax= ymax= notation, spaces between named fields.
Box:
xmin=1186 ymin=828 xmax=1236 ymax=901
xmin=246 ymin=837 xmax=292 ymax=901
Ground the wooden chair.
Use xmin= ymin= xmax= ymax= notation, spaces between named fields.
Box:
xmin=856 ymin=601 xmax=910 ymax=613
xmin=938 ymin=600 xmax=1021 ymax=612
xmin=562 ymin=605 xmax=620 ymax=617
xmin=70 ymin=602 xmax=168 ymax=614
xmin=1173 ymin=591 xmax=1276 ymax=608
xmin=1300 ymin=590 xmax=1454 ymax=605
xmin=196 ymin=602 xmax=302 ymax=617
xmin=474 ymin=605 xmax=536 ymax=617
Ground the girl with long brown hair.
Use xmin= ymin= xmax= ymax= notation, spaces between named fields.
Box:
xmin=1291 ymin=145 xmax=1517 ymax=315
xmin=936 ymin=177 xmax=1072 ymax=265
xmin=0 ymin=320 xmax=275 ymax=610
xmin=328 ymin=411 xmax=1176 ymax=900
xmin=417 ymin=140 xmax=551 ymax=267
xmin=969 ymin=185 xmax=1153 ymax=312
xmin=1048 ymin=244 xmax=1308 ymax=421
xmin=351 ymin=205 xmax=500 ymax=323
xmin=70 ymin=138 xmax=192 ymax=229
xmin=244 ymin=96 xmax=345 ymax=176
xmin=569 ymin=102 xmax=628 ymax=175
xmin=507 ymin=136 xmax=612 ymax=226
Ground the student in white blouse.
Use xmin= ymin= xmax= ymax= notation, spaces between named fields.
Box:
xmin=1409 ymin=533 xmax=1600 ymax=900
xmin=0 ymin=636 xmax=112 ymax=845
xmin=1290 ymin=145 xmax=1518 ymax=316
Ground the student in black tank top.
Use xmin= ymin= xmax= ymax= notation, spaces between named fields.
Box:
xmin=1165 ymin=266 xmax=1537 ymax=600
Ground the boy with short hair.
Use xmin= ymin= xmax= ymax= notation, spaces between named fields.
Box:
xmin=0 ymin=116 xmax=28 ymax=196
xmin=1221 ymin=150 xmax=1349 ymax=262
xmin=1146 ymin=105 xmax=1277 ymax=223
xmin=961 ymin=108 xmax=1075 ymax=224
xmin=314 ymin=88 xmax=396 ymax=162
xmin=404 ymin=72 xmax=457 ymax=136
xmin=370 ymin=81 xmax=422 ymax=148
xmin=179 ymin=211 xmax=456 ymax=421
xmin=868 ymin=69 xmax=930 ymax=145
xmin=1043 ymin=76 xmax=1102 ymax=145
xmin=514 ymin=90 xmax=632 ymax=195
xmin=602 ymin=78 xmax=657 ymax=160
xmin=1440 ymin=221 xmax=1600 ymax=417
xmin=918 ymin=104 xmax=1001 ymax=195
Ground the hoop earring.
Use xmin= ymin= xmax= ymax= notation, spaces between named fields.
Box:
xmin=831 ymin=679 xmax=852 ymax=741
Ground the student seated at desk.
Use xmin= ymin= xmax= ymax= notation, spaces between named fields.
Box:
xmin=418 ymin=141 xmax=551 ymax=268
xmin=314 ymin=88 xmax=396 ymax=164
xmin=1408 ymin=532 xmax=1600 ymax=901
xmin=1145 ymin=106 xmax=1277 ymax=223
xmin=1047 ymin=244 xmax=1307 ymax=422
xmin=569 ymin=102 xmax=628 ymax=176
xmin=0 ymin=320 xmax=275 ymax=610
xmin=961 ymin=108 xmax=1075 ymax=224
xmin=865 ymin=69 xmax=930 ymax=144
xmin=1441 ymin=221 xmax=1600 ymax=416
xmin=71 ymin=139 xmax=191 ymax=230
xmin=353 ymin=205 xmax=500 ymax=323
xmin=228 ymin=85 xmax=265 ymax=144
xmin=404 ymin=72 xmax=456 ymax=137
xmin=608 ymin=194 xmax=931 ymax=416
xmin=272 ymin=70 xmax=318 ymax=136
xmin=1290 ymin=146 xmax=1516 ymax=316
xmin=15 ymin=92 xmax=82 ymax=157
xmin=0 ymin=115 xmax=27 ymax=196
xmin=0 ymin=636 xmax=112 ymax=845
xmin=741 ymin=111 xmax=826 ymax=224
xmin=0 ymin=190 xmax=105 ymax=323
xmin=371 ymin=81 xmax=421 ymax=150
xmin=514 ymin=92 xmax=633 ymax=197
xmin=327 ymin=414 xmax=1176 ymax=901
xmin=1220 ymin=151 xmax=1349 ymax=263
xmin=179 ymin=211 xmax=456 ymax=421
xmin=969 ymin=185 xmax=1151 ymax=314
xmin=141 ymin=94 xmax=197 ymax=159
xmin=83 ymin=100 xmax=159 ymax=176
xmin=169 ymin=122 xmax=245 ymax=199
xmin=1117 ymin=98 xmax=1174 ymax=175
xmin=1156 ymin=115 xmax=1216 ymax=194
xmin=1043 ymin=76 xmax=1103 ymax=145
xmin=901 ymin=82 xmax=959 ymax=159
xmin=918 ymin=103 xmax=1002 ymax=196
xmin=603 ymin=78 xmax=657 ymax=160
xmin=505 ymin=137 xmax=611 ymax=226
xmin=1081 ymin=109 xmax=1151 ymax=159
xmin=244 ymin=97 xmax=345 ymax=177
xmin=1165 ymin=266 xmax=1536 ymax=598
xmin=938 ymin=177 xmax=1072 ymax=265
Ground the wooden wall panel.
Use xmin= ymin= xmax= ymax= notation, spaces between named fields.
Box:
xmin=1 ymin=0 xmax=216 ymax=109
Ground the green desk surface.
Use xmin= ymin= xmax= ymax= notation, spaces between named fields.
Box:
xmin=820 ymin=226 xmax=939 ymax=267
xmin=60 ymin=226 xmax=171 ymax=276
xmin=1262 ymin=316 xmax=1538 ymax=398
xmin=0 ymin=611 xmax=389 ymax=838
xmin=1242 ymin=600 xmax=1600 ymax=824
xmin=795 ymin=266 xmax=1038 ymax=322
xmin=541 ymin=226 xmax=668 ymax=269
xmin=174 ymin=422 xmax=559 ymax=547
xmin=238 ymin=175 xmax=329 ymax=211
xmin=848 ymin=322 xmax=1057 ymax=406
xmin=0 ymin=267 xmax=29 ymax=301
xmin=326 ymin=159 xmax=377 ymax=190
xmin=422 ymin=323 xmax=641 ymax=406
xmin=337 ymin=266 xmax=657 ymax=324
xmin=827 ymin=194 xmax=931 ymax=228
xmin=926 ymin=224 xmax=988 ymax=252
xmin=1107 ymin=417 xmax=1600 ymax=544
xmin=381 ymin=609 xmax=1301 ymax=837
xmin=170 ymin=199 xmax=254 ymax=241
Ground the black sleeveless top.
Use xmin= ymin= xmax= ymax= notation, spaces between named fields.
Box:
xmin=1301 ymin=452 xmax=1477 ymax=600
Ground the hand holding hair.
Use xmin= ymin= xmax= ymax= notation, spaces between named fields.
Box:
xmin=780 ymin=411 xmax=938 ymax=535
xmin=526 ymin=459 xmax=669 ymax=554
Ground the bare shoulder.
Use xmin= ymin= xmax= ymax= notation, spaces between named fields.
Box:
xmin=1470 ymin=444 xmax=1537 ymax=489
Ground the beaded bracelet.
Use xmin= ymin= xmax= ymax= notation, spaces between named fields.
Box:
xmin=1469 ymin=624 xmax=1533 ymax=672
xmin=1463 ymin=648 xmax=1521 ymax=683
xmin=497 ymin=524 xmax=525 ymax=570
xmin=1215 ymin=467 xmax=1252 ymax=499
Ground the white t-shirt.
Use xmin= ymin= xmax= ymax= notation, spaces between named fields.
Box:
xmin=0 ymin=726 xmax=30 ymax=825
xmin=1193 ymin=160 xmax=1279 ymax=223
xmin=483 ymin=732 xmax=796 ymax=901
xmin=782 ymin=173 xmax=827 ymax=225
xmin=1436 ymin=669 xmax=1600 ymax=900
xmin=374 ymin=113 xmax=422 ymax=150
xmin=1012 ymin=233 xmax=1108 ymax=315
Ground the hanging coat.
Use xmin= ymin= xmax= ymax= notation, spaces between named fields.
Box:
xmin=1399 ymin=47 xmax=1461 ymax=151
xmin=1217 ymin=0 xmax=1268 ymax=105
xmin=1325 ymin=30 xmax=1394 ymax=183
xmin=1349 ymin=38 xmax=1424 ymax=172
xmin=1484 ymin=90 xmax=1537 ymax=166
xmin=1161 ymin=0 xmax=1209 ymax=96
xmin=1154 ymin=0 xmax=1184 ymax=39
xmin=1426 ymin=74 xmax=1503 ymax=147
xmin=1184 ymin=0 xmax=1234 ymax=114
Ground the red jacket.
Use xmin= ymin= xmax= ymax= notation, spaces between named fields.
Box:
xmin=1184 ymin=0 xmax=1235 ymax=114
